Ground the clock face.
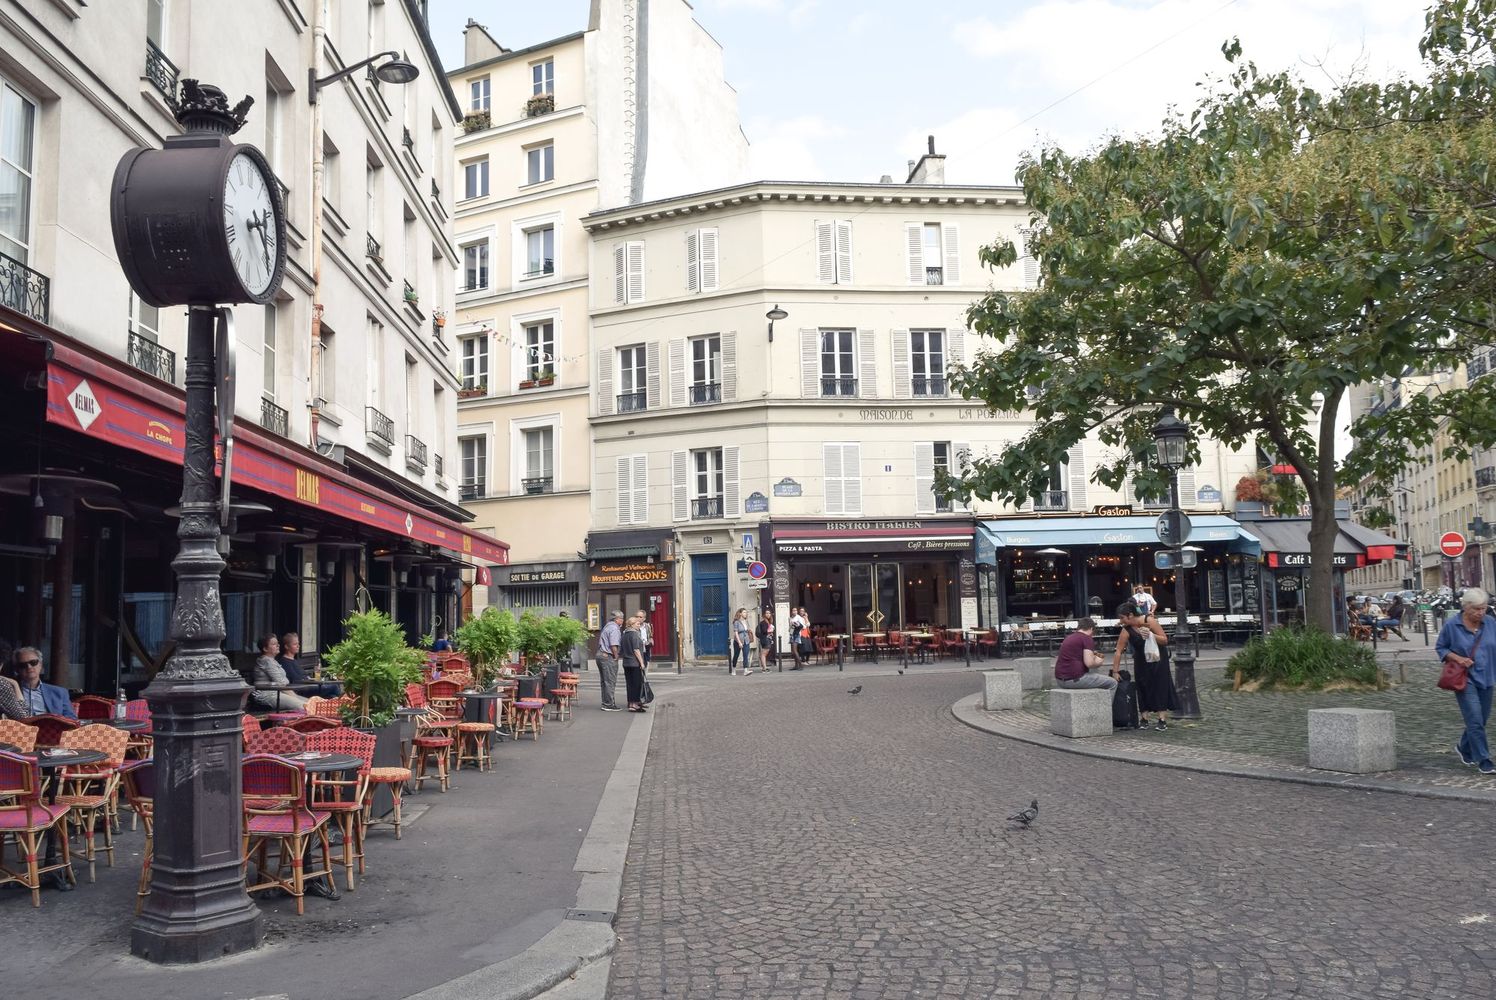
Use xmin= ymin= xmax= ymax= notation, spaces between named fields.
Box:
xmin=222 ymin=149 xmax=280 ymax=299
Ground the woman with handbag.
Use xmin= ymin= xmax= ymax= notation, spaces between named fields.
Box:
xmin=1436 ymin=587 xmax=1496 ymax=773
xmin=1110 ymin=602 xmax=1178 ymax=731
xmin=730 ymin=608 xmax=753 ymax=676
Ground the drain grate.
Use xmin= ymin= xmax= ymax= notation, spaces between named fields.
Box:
xmin=564 ymin=908 xmax=616 ymax=924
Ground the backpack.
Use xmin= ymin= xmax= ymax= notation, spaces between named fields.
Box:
xmin=1112 ymin=670 xmax=1139 ymax=729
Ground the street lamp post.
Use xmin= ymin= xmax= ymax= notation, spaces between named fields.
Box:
xmin=1152 ymin=408 xmax=1201 ymax=719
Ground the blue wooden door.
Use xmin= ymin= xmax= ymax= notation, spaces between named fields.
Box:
xmin=692 ymin=554 xmax=729 ymax=656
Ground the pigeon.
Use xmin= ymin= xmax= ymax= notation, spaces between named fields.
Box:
xmin=1007 ymin=799 xmax=1039 ymax=828
xmin=847 ymin=685 xmax=862 ymax=695
xmin=897 ymin=669 xmax=905 ymax=675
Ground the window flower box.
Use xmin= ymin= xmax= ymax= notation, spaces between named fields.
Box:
xmin=462 ymin=110 xmax=491 ymax=133
xmin=524 ymin=92 xmax=555 ymax=118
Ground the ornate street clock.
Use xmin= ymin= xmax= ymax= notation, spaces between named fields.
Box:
xmin=111 ymin=80 xmax=287 ymax=307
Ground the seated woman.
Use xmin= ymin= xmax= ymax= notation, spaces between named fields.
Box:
xmin=251 ymin=633 xmax=310 ymax=712
xmin=1377 ymin=597 xmax=1408 ymax=640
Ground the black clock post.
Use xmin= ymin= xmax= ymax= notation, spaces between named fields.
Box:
xmin=111 ymin=82 xmax=286 ymax=963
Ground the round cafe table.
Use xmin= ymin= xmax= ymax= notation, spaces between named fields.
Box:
xmin=90 ymin=718 xmax=149 ymax=732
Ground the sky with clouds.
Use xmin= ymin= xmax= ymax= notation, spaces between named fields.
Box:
xmin=430 ymin=0 xmax=1428 ymax=186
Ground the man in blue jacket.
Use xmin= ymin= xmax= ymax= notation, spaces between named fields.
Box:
xmin=12 ymin=647 xmax=76 ymax=719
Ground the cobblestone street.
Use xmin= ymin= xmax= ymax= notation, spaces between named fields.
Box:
xmin=610 ymin=668 xmax=1496 ymax=999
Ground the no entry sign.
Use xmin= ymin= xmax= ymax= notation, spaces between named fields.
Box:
xmin=1440 ymin=531 xmax=1467 ymax=558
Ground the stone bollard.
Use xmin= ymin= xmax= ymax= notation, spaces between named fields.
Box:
xmin=1010 ymin=657 xmax=1051 ymax=691
xmin=1048 ymin=688 xmax=1113 ymax=738
xmin=983 ymin=669 xmax=1022 ymax=711
xmin=1308 ymin=708 xmax=1396 ymax=773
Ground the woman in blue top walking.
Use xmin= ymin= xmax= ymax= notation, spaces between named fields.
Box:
xmin=1436 ymin=587 xmax=1496 ymax=773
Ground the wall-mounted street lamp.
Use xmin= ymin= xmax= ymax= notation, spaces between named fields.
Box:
xmin=766 ymin=304 xmax=788 ymax=343
xmin=308 ymin=51 xmax=420 ymax=104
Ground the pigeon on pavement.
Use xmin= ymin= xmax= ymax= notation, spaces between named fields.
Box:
xmin=1007 ymin=799 xmax=1039 ymax=828
xmin=847 ymin=685 xmax=862 ymax=695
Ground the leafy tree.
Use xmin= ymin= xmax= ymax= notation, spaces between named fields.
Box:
xmin=954 ymin=0 xmax=1496 ymax=632
xmin=453 ymin=608 xmax=518 ymax=688
xmin=322 ymin=609 xmax=425 ymax=727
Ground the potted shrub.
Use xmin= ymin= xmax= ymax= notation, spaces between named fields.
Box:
xmin=462 ymin=110 xmax=491 ymax=133
xmin=535 ymin=367 xmax=556 ymax=387
xmin=433 ymin=310 xmax=447 ymax=329
xmin=453 ymin=607 xmax=518 ymax=690
xmin=524 ymin=92 xmax=555 ymax=118
xmin=458 ymin=382 xmax=487 ymax=399
xmin=403 ymin=286 xmax=419 ymax=306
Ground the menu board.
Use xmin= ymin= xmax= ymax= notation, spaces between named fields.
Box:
xmin=1241 ymin=560 xmax=1260 ymax=616
xmin=1207 ymin=569 xmax=1227 ymax=609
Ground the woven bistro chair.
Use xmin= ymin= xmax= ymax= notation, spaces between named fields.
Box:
xmin=74 ymin=695 xmax=115 ymax=722
xmin=246 ymin=726 xmax=306 ymax=756
xmin=240 ymin=714 xmax=263 ymax=750
xmin=0 ymin=719 xmax=38 ymax=753
xmin=119 ymin=760 xmax=154 ymax=912
xmin=123 ymin=699 xmax=154 ymax=757
xmin=511 ymin=697 xmax=547 ymax=740
xmin=284 ymin=716 xmax=342 ymax=735
xmin=456 ymin=694 xmax=499 ymax=770
xmin=408 ymin=712 xmax=454 ymax=793
xmin=55 ymin=725 xmax=131 ymax=881
xmin=29 ymin=714 xmax=79 ymax=749
xmin=305 ymin=728 xmax=375 ymax=890
xmin=241 ymin=754 xmax=333 ymax=916
xmin=0 ymin=749 xmax=74 ymax=906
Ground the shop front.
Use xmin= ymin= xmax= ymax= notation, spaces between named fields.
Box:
xmin=1240 ymin=506 xmax=1405 ymax=629
xmin=583 ymin=529 xmax=676 ymax=664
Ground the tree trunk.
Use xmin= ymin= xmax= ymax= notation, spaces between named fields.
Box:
xmin=1306 ymin=484 xmax=1339 ymax=633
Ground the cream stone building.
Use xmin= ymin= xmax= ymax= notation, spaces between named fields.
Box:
xmin=447 ymin=1 xmax=747 ymax=621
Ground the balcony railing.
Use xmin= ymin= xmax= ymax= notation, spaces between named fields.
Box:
xmin=434 ymin=454 xmax=445 ymax=482
xmin=1477 ymin=466 xmax=1496 ymax=489
xmin=127 ymin=331 xmax=176 ymax=384
xmin=691 ymin=496 xmax=724 ymax=520
xmin=0 ymin=251 xmax=50 ymax=324
xmin=925 ymin=266 xmax=944 ymax=286
xmin=616 ymin=390 xmax=647 ymax=413
xmin=402 ymin=127 xmax=414 ymax=152
xmin=145 ymin=40 xmax=179 ymax=100
xmin=522 ymin=258 xmax=555 ymax=279
xmin=689 ymin=382 xmax=722 ymax=405
xmin=1471 ymin=351 xmax=1491 ymax=381
xmin=260 ymin=396 xmax=289 ymax=437
xmin=820 ymin=377 xmax=858 ymax=397
xmin=522 ymin=476 xmax=554 ymax=495
xmin=1033 ymin=490 xmax=1069 ymax=511
xmin=459 ymin=482 xmax=485 ymax=502
xmin=366 ymin=406 xmax=394 ymax=447
xmin=406 ymin=434 xmax=427 ymax=473
xmin=366 ymin=232 xmax=382 ymax=261
xmin=1138 ymin=495 xmax=1169 ymax=511
xmin=913 ymin=375 xmax=948 ymax=397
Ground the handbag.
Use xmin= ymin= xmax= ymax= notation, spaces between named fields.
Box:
xmin=1142 ymin=630 xmax=1162 ymax=663
xmin=1438 ymin=658 xmax=1470 ymax=693
xmin=641 ymin=680 xmax=655 ymax=705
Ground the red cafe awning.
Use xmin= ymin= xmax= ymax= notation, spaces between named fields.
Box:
xmin=42 ymin=339 xmax=507 ymax=566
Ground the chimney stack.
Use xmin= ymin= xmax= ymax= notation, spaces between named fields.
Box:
xmin=463 ymin=19 xmax=508 ymax=66
xmin=906 ymin=135 xmax=946 ymax=185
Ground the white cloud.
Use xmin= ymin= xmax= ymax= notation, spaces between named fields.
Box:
xmin=747 ymin=115 xmax=847 ymax=181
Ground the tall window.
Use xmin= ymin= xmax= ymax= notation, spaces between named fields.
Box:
xmin=263 ymin=83 xmax=284 ymax=183
xmin=367 ymin=317 xmax=384 ymax=406
xmin=0 ymin=81 xmax=37 ymax=265
xmin=319 ymin=326 xmax=336 ymax=402
xmin=618 ymin=345 xmax=646 ymax=412
xmin=523 ymin=225 xmax=554 ymax=278
xmin=147 ymin=0 xmax=167 ymax=48
xmin=532 ymin=60 xmax=554 ymax=95
xmin=461 ymin=242 xmax=489 ymax=291
xmin=460 ymin=436 xmax=487 ymax=500
xmin=522 ymin=427 xmax=554 ymax=493
xmin=692 ymin=448 xmax=723 ymax=520
xmin=524 ymin=320 xmax=555 ymax=380
xmin=820 ymin=329 xmax=856 ymax=397
xmin=469 ymin=77 xmax=490 ymax=112
xmin=525 ymin=144 xmax=554 ymax=185
xmin=922 ymin=223 xmax=944 ymax=284
xmin=459 ymin=334 xmax=488 ymax=391
xmin=128 ymin=291 xmax=161 ymax=342
xmin=1037 ymin=462 xmax=1069 ymax=510
xmin=263 ymin=304 xmax=277 ymax=400
xmin=366 ymin=160 xmax=380 ymax=241
xmin=462 ymin=158 xmax=489 ymax=200
xmin=322 ymin=134 xmax=341 ymax=210
xmin=690 ymin=335 xmax=720 ymax=404
xmin=404 ymin=355 xmax=418 ymax=436
xmin=911 ymin=329 xmax=946 ymax=396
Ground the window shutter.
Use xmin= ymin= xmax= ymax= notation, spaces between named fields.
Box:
xmin=942 ymin=223 xmax=961 ymax=285
xmin=914 ymin=442 xmax=935 ymax=515
xmin=1068 ymin=442 xmax=1088 ymax=510
xmin=800 ymin=329 xmax=819 ymax=398
xmin=597 ymin=349 xmax=614 ymax=415
xmin=671 ymin=450 xmax=689 ymax=522
xmin=842 ymin=443 xmax=862 ymax=514
xmin=905 ymin=223 xmax=924 ymax=285
xmin=685 ymin=230 xmax=700 ymax=294
xmin=627 ymin=241 xmax=645 ymax=303
xmin=724 ymin=445 xmax=740 ymax=517
xmin=613 ymin=244 xmax=627 ymax=304
xmin=892 ymin=330 xmax=911 ymax=399
xmin=646 ymin=341 xmax=661 ymax=409
xmin=668 ymin=339 xmax=686 ymax=408
xmin=1178 ymin=466 xmax=1197 ymax=507
xmin=857 ymin=328 xmax=876 ymax=399
xmin=948 ymin=328 xmax=966 ymax=369
xmin=1019 ymin=227 xmax=1038 ymax=289
xmin=816 ymin=221 xmax=835 ymax=284
xmin=721 ymin=331 xmax=738 ymax=401
xmin=823 ymin=443 xmax=844 ymax=514
xmin=954 ymin=441 xmax=972 ymax=512
xmin=616 ymin=456 xmax=632 ymax=524
xmin=631 ymin=454 xmax=648 ymax=524
xmin=835 ymin=220 xmax=852 ymax=284
xmin=700 ymin=228 xmax=719 ymax=291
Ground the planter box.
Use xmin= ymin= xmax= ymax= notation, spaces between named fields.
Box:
xmin=457 ymin=388 xmax=486 ymax=399
xmin=365 ymin=719 xmax=405 ymax=818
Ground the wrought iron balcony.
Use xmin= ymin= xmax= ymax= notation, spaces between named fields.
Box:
xmin=366 ymin=406 xmax=394 ymax=447
xmin=459 ymin=482 xmax=484 ymax=501
xmin=145 ymin=40 xmax=179 ymax=101
xmin=260 ymin=396 xmax=289 ymax=437
xmin=1477 ymin=466 xmax=1496 ymax=489
xmin=0 ymin=251 xmax=50 ymax=324
xmin=127 ymin=331 xmax=176 ymax=384
xmin=522 ymin=476 xmax=554 ymax=495
xmin=925 ymin=266 xmax=944 ymax=285
xmin=913 ymin=375 xmax=947 ymax=397
xmin=691 ymin=496 xmax=724 ymax=520
xmin=820 ymin=376 xmax=858 ymax=397
xmin=1138 ymin=495 xmax=1170 ymax=511
xmin=1471 ymin=351 xmax=1491 ymax=381
xmin=366 ymin=232 xmax=382 ymax=261
xmin=402 ymin=127 xmax=414 ymax=152
xmin=406 ymin=434 xmax=427 ymax=473
xmin=689 ymin=382 xmax=722 ymax=405
xmin=616 ymin=390 xmax=647 ymax=413
xmin=1033 ymin=489 xmax=1069 ymax=511
xmin=522 ymin=258 xmax=555 ymax=279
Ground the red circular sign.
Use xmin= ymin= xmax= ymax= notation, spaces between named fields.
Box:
xmin=1440 ymin=531 xmax=1467 ymax=558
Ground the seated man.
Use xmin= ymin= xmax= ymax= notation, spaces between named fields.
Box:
xmin=10 ymin=647 xmax=76 ymax=719
xmin=278 ymin=631 xmax=341 ymax=698
xmin=1052 ymin=618 xmax=1117 ymax=691
xmin=431 ymin=630 xmax=453 ymax=653
xmin=250 ymin=633 xmax=309 ymax=712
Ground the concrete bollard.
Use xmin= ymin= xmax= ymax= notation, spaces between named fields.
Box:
xmin=982 ymin=669 xmax=1022 ymax=711
xmin=1010 ymin=656 xmax=1051 ymax=691
xmin=1308 ymin=708 xmax=1396 ymax=773
xmin=1048 ymin=688 xmax=1113 ymax=738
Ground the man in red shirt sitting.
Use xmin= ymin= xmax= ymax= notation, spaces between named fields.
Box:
xmin=1053 ymin=618 xmax=1117 ymax=690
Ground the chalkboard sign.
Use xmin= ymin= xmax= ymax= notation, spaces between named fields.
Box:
xmin=1242 ymin=560 xmax=1260 ymax=616
xmin=1207 ymin=569 xmax=1226 ymax=609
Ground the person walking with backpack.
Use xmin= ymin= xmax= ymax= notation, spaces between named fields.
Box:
xmin=1110 ymin=602 xmax=1177 ymax=731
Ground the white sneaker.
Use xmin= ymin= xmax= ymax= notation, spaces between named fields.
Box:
xmin=744 ymin=669 xmax=753 ymax=675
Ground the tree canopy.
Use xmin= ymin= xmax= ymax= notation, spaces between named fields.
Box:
xmin=953 ymin=0 xmax=1496 ymax=631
